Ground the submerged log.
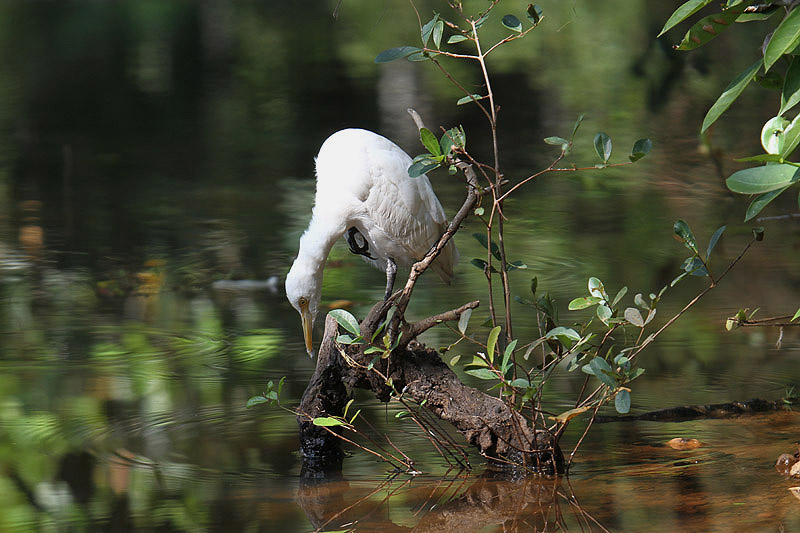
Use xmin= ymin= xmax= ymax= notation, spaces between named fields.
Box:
xmin=297 ymin=312 xmax=564 ymax=477
xmin=595 ymin=397 xmax=790 ymax=423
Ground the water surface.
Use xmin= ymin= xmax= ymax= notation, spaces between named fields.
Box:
xmin=1 ymin=1 xmax=799 ymax=530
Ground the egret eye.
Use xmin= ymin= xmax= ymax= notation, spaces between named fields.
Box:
xmin=298 ymin=297 xmax=308 ymax=307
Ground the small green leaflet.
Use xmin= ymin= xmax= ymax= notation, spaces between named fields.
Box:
xmin=701 ymin=59 xmax=760 ymax=134
xmin=707 ymin=225 xmax=726 ymax=257
xmin=629 ymin=138 xmax=653 ymax=162
xmin=781 ymin=57 xmax=800 ymax=115
xmin=328 ymin=309 xmax=360 ymax=337
xmin=486 ymin=325 xmax=501 ymax=363
xmin=615 ymin=389 xmax=631 ymax=414
xmin=593 ymin=132 xmax=612 ymax=163
xmin=658 ymin=0 xmax=715 ymax=37
xmin=313 ymin=417 xmax=345 ymax=427
xmin=674 ymin=9 xmax=740 ymax=51
xmin=375 ymin=46 xmax=422 ymax=63
xmin=745 ymin=187 xmax=789 ymax=221
xmin=501 ymin=14 xmax=522 ymax=32
xmin=764 ymin=7 xmax=800 ymax=71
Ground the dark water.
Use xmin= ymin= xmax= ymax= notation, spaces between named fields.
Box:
xmin=1 ymin=1 xmax=799 ymax=530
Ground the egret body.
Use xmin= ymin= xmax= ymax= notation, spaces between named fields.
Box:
xmin=285 ymin=128 xmax=458 ymax=357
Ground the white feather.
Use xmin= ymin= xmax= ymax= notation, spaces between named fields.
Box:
xmin=285 ymin=128 xmax=459 ymax=355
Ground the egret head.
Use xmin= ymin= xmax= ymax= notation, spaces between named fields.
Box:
xmin=285 ymin=262 xmax=321 ymax=357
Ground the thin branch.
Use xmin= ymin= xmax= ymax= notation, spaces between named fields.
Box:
xmin=400 ymin=300 xmax=480 ymax=347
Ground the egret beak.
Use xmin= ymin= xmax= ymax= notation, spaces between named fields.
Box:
xmin=299 ymin=300 xmax=315 ymax=358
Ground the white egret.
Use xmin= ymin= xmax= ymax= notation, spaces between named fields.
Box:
xmin=285 ymin=128 xmax=458 ymax=357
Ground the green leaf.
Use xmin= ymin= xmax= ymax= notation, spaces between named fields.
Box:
xmin=612 ymin=286 xmax=628 ymax=307
xmin=506 ymin=261 xmax=528 ymax=271
xmin=458 ymin=308 xmax=472 ymax=334
xmin=587 ymin=357 xmax=616 ymax=387
xmin=544 ymin=136 xmax=569 ymax=145
xmin=745 ymin=187 xmax=789 ymax=221
xmin=501 ymin=339 xmax=518 ymax=373
xmin=629 ymin=138 xmax=653 ymax=162
xmin=726 ymin=163 xmax=800 ymax=194
xmin=501 ymin=14 xmax=523 ymax=32
xmin=765 ymin=7 xmax=800 ymax=71
xmin=448 ymin=34 xmax=468 ymax=44
xmin=336 ymin=334 xmax=360 ymax=344
xmin=658 ymin=0 xmax=715 ymax=37
xmin=673 ymin=219 xmax=697 ymax=251
xmin=588 ymin=277 xmax=608 ymax=300
xmin=474 ymin=207 xmax=485 ymax=216
xmin=735 ymin=154 xmax=785 ymax=164
xmin=570 ymin=113 xmax=585 ymax=142
xmin=465 ymin=367 xmax=498 ymax=380
xmin=375 ymin=46 xmax=422 ymax=63
xmin=408 ymin=160 xmax=440 ymax=178
xmin=467 ymin=355 xmax=488 ymax=368
xmin=762 ymin=116 xmax=791 ymax=155
xmin=706 ymin=225 xmax=727 ymax=257
xmin=675 ymin=9 xmax=740 ymax=51
xmin=544 ymin=326 xmax=581 ymax=344
xmin=486 ymin=325 xmax=501 ymax=363
xmin=701 ymin=59 xmax=761 ymax=133
xmin=682 ymin=256 xmax=708 ymax=277
xmin=329 ymin=309 xmax=360 ymax=337
xmin=568 ymin=296 xmax=603 ymax=310
xmin=624 ymin=307 xmax=645 ymax=327
xmin=781 ymin=115 xmax=800 ymax=159
xmin=364 ymin=346 xmax=383 ymax=354
xmin=781 ymin=58 xmax=800 ymax=115
xmin=246 ymin=396 xmax=269 ymax=408
xmin=472 ymin=232 xmax=502 ymax=261
xmin=526 ymin=4 xmax=543 ymax=24
xmin=457 ymin=94 xmax=487 ymax=105
xmin=470 ymin=258 xmax=488 ymax=270
xmin=420 ymin=128 xmax=442 ymax=156
xmin=509 ymin=377 xmax=533 ymax=389
xmin=634 ymin=293 xmax=649 ymax=309
xmin=433 ymin=20 xmax=444 ymax=49
xmin=792 ymin=307 xmax=800 ymax=322
xmin=593 ymin=132 xmax=612 ymax=162
xmin=596 ymin=304 xmax=612 ymax=324
xmin=615 ymin=389 xmax=631 ymax=414
xmin=737 ymin=8 xmax=779 ymax=23
xmin=313 ymin=417 xmax=345 ymax=427
xmin=440 ymin=126 xmax=466 ymax=155
xmin=421 ymin=13 xmax=440 ymax=47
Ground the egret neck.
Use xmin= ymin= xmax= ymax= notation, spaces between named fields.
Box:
xmin=285 ymin=212 xmax=346 ymax=357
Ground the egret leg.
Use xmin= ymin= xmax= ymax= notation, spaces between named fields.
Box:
xmin=384 ymin=258 xmax=397 ymax=300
